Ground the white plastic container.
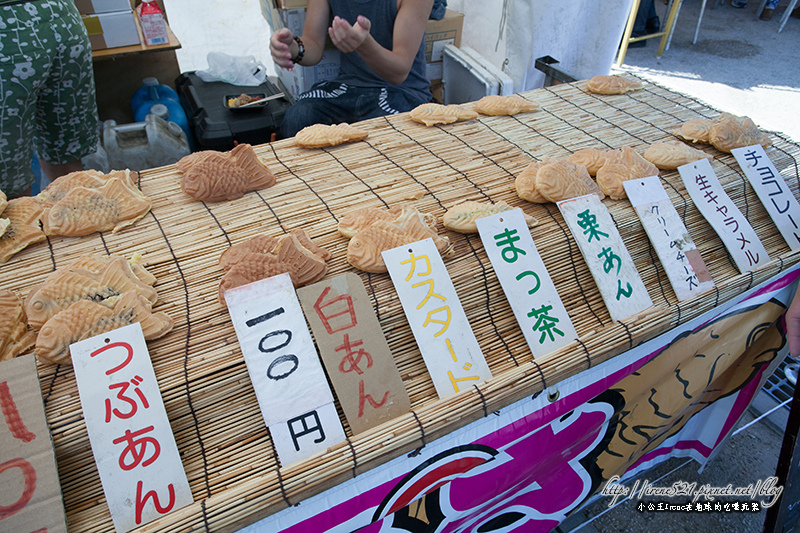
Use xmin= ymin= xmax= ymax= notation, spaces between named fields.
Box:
xmin=442 ymin=45 xmax=514 ymax=105
xmin=103 ymin=112 xmax=191 ymax=172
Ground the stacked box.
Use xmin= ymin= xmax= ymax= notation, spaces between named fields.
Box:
xmin=75 ymin=0 xmax=140 ymax=50
xmin=424 ymin=10 xmax=464 ymax=82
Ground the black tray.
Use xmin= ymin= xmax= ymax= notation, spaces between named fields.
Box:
xmin=176 ymin=72 xmax=291 ymax=151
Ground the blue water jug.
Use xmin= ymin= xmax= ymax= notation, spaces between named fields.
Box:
xmin=131 ymin=77 xmax=179 ymax=114
xmin=131 ymin=77 xmax=193 ymax=149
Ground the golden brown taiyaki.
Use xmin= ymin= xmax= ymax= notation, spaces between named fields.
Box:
xmin=41 ymin=176 xmax=151 ymax=236
xmin=24 ymin=255 xmax=158 ymax=330
xmin=536 ymin=160 xmax=605 ymax=203
xmin=0 ymin=289 xmax=36 ymax=362
xmin=568 ymin=148 xmax=609 ymax=176
xmin=643 ymin=141 xmax=713 ymax=170
xmin=218 ymin=232 xmax=329 ymax=304
xmin=338 ymin=205 xmax=437 ymax=239
xmin=409 ymin=103 xmax=478 ymax=126
xmin=516 ymin=159 xmax=604 ymax=204
xmin=346 ymin=207 xmax=451 ymax=273
xmin=177 ymin=143 xmax=275 ymax=202
xmin=0 ymin=197 xmax=46 ymax=263
xmin=474 ymin=95 xmax=540 ymax=116
xmin=35 ymin=290 xmax=173 ymax=365
xmin=586 ymin=75 xmax=643 ymax=95
xmin=595 ymin=146 xmax=659 ymax=200
xmin=708 ymin=113 xmax=772 ymax=153
xmin=515 ymin=161 xmax=547 ymax=203
xmin=37 ymin=169 xmax=134 ymax=205
xmin=673 ymin=118 xmax=714 ymax=144
xmin=294 ymin=123 xmax=369 ymax=149
xmin=442 ymin=200 xmax=538 ymax=234
xmin=68 ymin=252 xmax=157 ymax=286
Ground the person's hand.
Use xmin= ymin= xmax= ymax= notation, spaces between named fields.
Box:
xmin=328 ymin=15 xmax=371 ymax=53
xmin=270 ymin=28 xmax=297 ymax=69
xmin=787 ymin=284 xmax=800 ymax=359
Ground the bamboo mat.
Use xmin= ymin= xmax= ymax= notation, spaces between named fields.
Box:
xmin=4 ymin=77 xmax=800 ymax=532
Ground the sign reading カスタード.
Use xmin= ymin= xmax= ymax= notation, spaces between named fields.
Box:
xmin=383 ymin=238 xmax=492 ymax=399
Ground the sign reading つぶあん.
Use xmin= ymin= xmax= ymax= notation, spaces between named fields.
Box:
xmin=71 ymin=323 xmax=193 ymax=532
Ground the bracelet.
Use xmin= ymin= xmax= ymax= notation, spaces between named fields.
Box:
xmin=292 ymin=36 xmax=305 ymax=64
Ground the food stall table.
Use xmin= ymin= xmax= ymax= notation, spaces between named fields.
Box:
xmin=3 ymin=77 xmax=799 ymax=532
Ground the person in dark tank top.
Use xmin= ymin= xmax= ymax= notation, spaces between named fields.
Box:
xmin=270 ymin=0 xmax=433 ymax=138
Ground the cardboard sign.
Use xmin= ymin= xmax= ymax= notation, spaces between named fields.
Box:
xmin=476 ymin=209 xmax=577 ymax=358
xmin=732 ymin=144 xmax=800 ymax=250
xmin=558 ymin=194 xmax=653 ymax=322
xmin=71 ymin=323 xmax=193 ymax=533
xmin=0 ymin=354 xmax=67 ymax=533
xmin=679 ymin=158 xmax=769 ymax=273
xmin=298 ymin=273 xmax=410 ymax=435
xmin=383 ymin=238 xmax=492 ymax=399
xmin=624 ymin=176 xmax=715 ymax=301
xmin=225 ymin=273 xmax=345 ymax=465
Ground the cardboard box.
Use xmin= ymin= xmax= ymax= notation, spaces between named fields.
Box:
xmin=82 ymin=10 xmax=141 ymax=50
xmin=424 ymin=9 xmax=463 ymax=81
xmin=73 ymin=0 xmax=132 ymax=15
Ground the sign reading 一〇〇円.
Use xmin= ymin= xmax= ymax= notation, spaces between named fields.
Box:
xmin=225 ymin=273 xmax=346 ymax=466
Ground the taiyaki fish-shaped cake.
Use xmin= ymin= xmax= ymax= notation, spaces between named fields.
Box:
xmin=568 ymin=148 xmax=610 ymax=176
xmin=708 ymin=113 xmax=772 ymax=153
xmin=178 ymin=143 xmax=276 ymax=202
xmin=442 ymin=200 xmax=538 ymax=234
xmin=337 ymin=205 xmax=437 ymax=239
xmin=295 ymin=122 xmax=369 ymax=149
xmin=409 ymin=103 xmax=478 ymax=126
xmin=345 ymin=206 xmax=451 ymax=273
xmin=0 ymin=289 xmax=36 ymax=362
xmin=24 ymin=254 xmax=158 ymax=329
xmin=644 ymin=141 xmax=713 ymax=170
xmin=516 ymin=159 xmax=604 ymax=204
xmin=41 ymin=176 xmax=151 ymax=237
xmin=38 ymin=169 xmax=134 ymax=205
xmin=67 ymin=252 xmax=157 ymax=286
xmin=474 ymin=95 xmax=540 ymax=116
xmin=586 ymin=75 xmax=643 ymax=95
xmin=0 ymin=197 xmax=47 ymax=263
xmin=35 ymin=290 xmax=173 ymax=365
xmin=674 ymin=118 xmax=714 ymax=144
xmin=218 ymin=229 xmax=331 ymax=304
xmin=595 ymin=146 xmax=659 ymax=200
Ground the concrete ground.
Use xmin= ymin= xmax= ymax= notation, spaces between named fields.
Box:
xmin=612 ymin=0 xmax=800 ymax=144
xmin=561 ymin=1 xmax=800 ymax=531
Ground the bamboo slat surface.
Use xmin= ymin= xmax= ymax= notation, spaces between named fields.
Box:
xmin=3 ymin=77 xmax=800 ymax=532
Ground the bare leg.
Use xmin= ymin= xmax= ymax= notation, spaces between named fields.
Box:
xmin=37 ymin=158 xmax=84 ymax=188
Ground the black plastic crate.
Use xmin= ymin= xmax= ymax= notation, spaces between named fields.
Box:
xmin=176 ymin=72 xmax=290 ymax=151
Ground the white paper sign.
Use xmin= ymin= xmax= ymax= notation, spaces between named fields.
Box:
xmin=71 ymin=323 xmax=192 ymax=533
xmin=679 ymin=158 xmax=769 ymax=273
xmin=225 ymin=273 xmax=345 ymax=465
xmin=383 ymin=238 xmax=492 ymax=398
xmin=624 ymin=177 xmax=715 ymax=301
xmin=732 ymin=144 xmax=800 ymax=250
xmin=558 ymin=194 xmax=653 ymax=322
xmin=476 ymin=209 xmax=577 ymax=358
